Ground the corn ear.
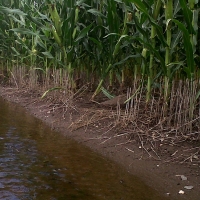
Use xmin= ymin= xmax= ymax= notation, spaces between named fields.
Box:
xmin=49 ymin=4 xmax=62 ymax=37
xmin=51 ymin=25 xmax=62 ymax=47
xmin=75 ymin=6 xmax=79 ymax=24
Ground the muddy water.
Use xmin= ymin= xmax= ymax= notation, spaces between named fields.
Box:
xmin=0 ymin=97 xmax=166 ymax=200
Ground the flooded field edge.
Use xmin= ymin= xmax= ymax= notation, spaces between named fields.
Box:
xmin=0 ymin=93 xmax=168 ymax=200
xmin=0 ymin=86 xmax=199 ymax=200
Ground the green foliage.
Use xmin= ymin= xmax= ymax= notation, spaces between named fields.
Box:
xmin=0 ymin=0 xmax=199 ymax=101
xmin=41 ymin=87 xmax=63 ymax=99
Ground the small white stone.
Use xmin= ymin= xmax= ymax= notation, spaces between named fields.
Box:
xmin=193 ymin=155 xmax=198 ymax=159
xmin=181 ymin=175 xmax=187 ymax=181
xmin=184 ymin=186 xmax=194 ymax=190
xmin=179 ymin=190 xmax=184 ymax=194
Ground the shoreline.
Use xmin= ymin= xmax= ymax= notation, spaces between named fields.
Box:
xmin=0 ymin=85 xmax=199 ymax=200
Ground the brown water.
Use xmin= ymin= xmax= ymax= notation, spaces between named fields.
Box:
xmin=0 ymin=97 xmax=166 ymax=200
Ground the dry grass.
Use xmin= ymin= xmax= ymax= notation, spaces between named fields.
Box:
xmin=1 ymin=66 xmax=199 ymax=165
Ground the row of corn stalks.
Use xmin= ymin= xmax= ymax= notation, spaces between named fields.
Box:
xmin=0 ymin=0 xmax=199 ymax=133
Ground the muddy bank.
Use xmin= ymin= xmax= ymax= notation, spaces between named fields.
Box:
xmin=0 ymin=86 xmax=199 ymax=200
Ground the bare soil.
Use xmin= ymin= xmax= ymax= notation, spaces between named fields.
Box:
xmin=0 ymin=85 xmax=199 ymax=200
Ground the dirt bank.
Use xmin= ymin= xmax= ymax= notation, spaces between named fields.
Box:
xmin=0 ymin=86 xmax=199 ymax=200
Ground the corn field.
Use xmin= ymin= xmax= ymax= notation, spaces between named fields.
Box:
xmin=0 ymin=0 xmax=199 ymax=134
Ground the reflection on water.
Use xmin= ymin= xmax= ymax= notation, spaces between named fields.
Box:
xmin=0 ymin=97 xmax=166 ymax=200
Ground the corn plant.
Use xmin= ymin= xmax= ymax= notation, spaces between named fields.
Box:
xmin=0 ymin=0 xmax=199 ymax=132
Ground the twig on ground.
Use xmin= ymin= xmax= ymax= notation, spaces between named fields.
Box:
xmin=150 ymin=147 xmax=161 ymax=160
xmin=171 ymin=150 xmax=178 ymax=157
xmin=125 ymin=147 xmax=134 ymax=154
xmin=100 ymin=137 xmax=112 ymax=144
xmin=115 ymin=139 xmax=133 ymax=146
xmin=137 ymin=134 xmax=152 ymax=158
xmin=163 ymin=154 xmax=184 ymax=163
xmin=183 ymin=147 xmax=200 ymax=152
xmin=180 ymin=151 xmax=200 ymax=164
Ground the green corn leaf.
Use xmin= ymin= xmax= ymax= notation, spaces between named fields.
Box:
xmin=73 ymin=0 xmax=86 ymax=6
xmin=124 ymin=86 xmax=141 ymax=103
xmin=150 ymin=20 xmax=168 ymax=47
xmin=167 ymin=61 xmax=184 ymax=68
xmin=131 ymin=1 xmax=167 ymax=47
xmin=9 ymin=15 xmax=25 ymax=26
xmin=62 ymin=16 xmax=74 ymax=46
xmin=112 ymin=54 xmax=140 ymax=67
xmin=136 ymin=37 xmax=165 ymax=72
xmin=195 ymin=89 xmax=200 ymax=101
xmin=0 ymin=19 xmax=9 ymax=26
xmin=114 ymin=0 xmax=123 ymax=3
xmin=89 ymin=37 xmax=103 ymax=51
xmin=42 ymin=52 xmax=54 ymax=59
xmin=10 ymin=28 xmax=39 ymax=36
xmin=11 ymin=47 xmax=20 ymax=56
xmin=87 ymin=9 xmax=106 ymax=18
xmin=107 ymin=0 xmax=120 ymax=33
xmin=41 ymin=87 xmax=63 ymax=99
xmin=36 ymin=38 xmax=47 ymax=50
xmin=171 ymin=30 xmax=182 ymax=52
xmin=103 ymin=33 xmax=119 ymax=38
xmin=113 ymin=35 xmax=129 ymax=58
xmin=167 ymin=61 xmax=184 ymax=77
xmin=132 ymin=15 xmax=149 ymax=40
xmin=192 ymin=9 xmax=199 ymax=32
xmin=32 ymin=68 xmax=46 ymax=74
xmin=0 ymin=6 xmax=26 ymax=16
xmin=37 ymin=11 xmax=51 ymax=22
xmin=179 ymin=0 xmax=195 ymax=34
xmin=74 ymin=24 xmax=92 ymax=43
xmin=127 ymin=0 xmax=149 ymax=15
xmin=172 ymin=19 xmax=195 ymax=76
xmin=183 ymin=67 xmax=191 ymax=78
xmin=26 ymin=15 xmax=49 ymax=30
xmin=101 ymin=87 xmax=115 ymax=99
xmin=174 ymin=0 xmax=181 ymax=16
